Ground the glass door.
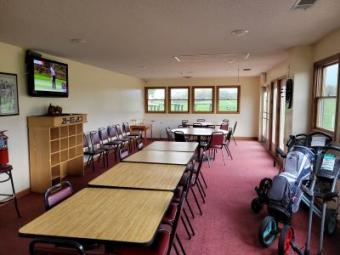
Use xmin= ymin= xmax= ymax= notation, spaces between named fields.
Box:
xmin=261 ymin=87 xmax=269 ymax=143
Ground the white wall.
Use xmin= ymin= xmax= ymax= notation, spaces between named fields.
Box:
xmin=144 ymin=77 xmax=260 ymax=138
xmin=0 ymin=42 xmax=144 ymax=194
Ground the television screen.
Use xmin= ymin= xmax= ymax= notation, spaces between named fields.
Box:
xmin=27 ymin=56 xmax=69 ymax=97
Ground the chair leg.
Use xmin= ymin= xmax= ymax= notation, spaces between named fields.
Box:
xmin=197 ymin=178 xmax=206 ymax=198
xmin=199 ymin=171 xmax=208 ymax=189
xmin=190 ymin=187 xmax=203 ymax=215
xmin=195 ymin=181 xmax=205 ymax=203
xmin=183 ymin=208 xmax=195 ymax=236
xmin=9 ymin=171 xmax=21 ymax=217
xmin=176 ymin=233 xmax=187 ymax=255
xmin=181 ymin=216 xmax=191 ymax=240
xmin=173 ymin=241 xmax=180 ymax=255
xmin=226 ymin=146 xmax=233 ymax=160
xmin=185 ymin=197 xmax=195 ymax=219
xmin=221 ymin=148 xmax=226 ymax=166
xmin=232 ymin=135 xmax=237 ymax=145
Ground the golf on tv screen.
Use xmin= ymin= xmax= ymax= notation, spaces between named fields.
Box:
xmin=27 ymin=57 xmax=69 ymax=97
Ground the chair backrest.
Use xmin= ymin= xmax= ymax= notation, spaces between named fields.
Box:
xmin=181 ymin=120 xmax=189 ymax=127
xmin=174 ymin=131 xmax=186 ymax=142
xmin=29 ymin=237 xmax=85 ymax=255
xmin=115 ymin=124 xmax=124 ymax=138
xmin=220 ymin=122 xmax=229 ymax=131
xmin=209 ymin=132 xmax=224 ymax=148
xmin=226 ymin=129 xmax=232 ymax=141
xmin=98 ymin=127 xmax=110 ymax=145
xmin=107 ymin=125 xmax=118 ymax=141
xmin=83 ymin=133 xmax=91 ymax=152
xmin=44 ymin=181 xmax=73 ymax=211
xmin=232 ymin=121 xmax=238 ymax=135
xmin=122 ymin=122 xmax=130 ymax=134
xmin=196 ymin=119 xmax=205 ymax=122
xmin=222 ymin=119 xmax=229 ymax=123
xmin=89 ymin=131 xmax=102 ymax=150
xmin=166 ymin=127 xmax=173 ymax=141
xmin=192 ymin=122 xmax=202 ymax=128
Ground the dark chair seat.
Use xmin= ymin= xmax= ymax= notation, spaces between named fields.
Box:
xmin=113 ymin=229 xmax=170 ymax=255
xmin=0 ymin=164 xmax=12 ymax=173
xmin=162 ymin=203 xmax=177 ymax=225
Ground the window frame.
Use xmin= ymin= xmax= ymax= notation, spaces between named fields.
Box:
xmin=168 ymin=87 xmax=190 ymax=113
xmin=216 ymin=85 xmax=241 ymax=114
xmin=191 ymin=86 xmax=215 ymax=114
xmin=144 ymin=87 xmax=167 ymax=113
xmin=312 ymin=54 xmax=340 ymax=136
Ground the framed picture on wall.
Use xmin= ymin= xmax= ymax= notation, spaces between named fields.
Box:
xmin=0 ymin=72 xmax=19 ymax=116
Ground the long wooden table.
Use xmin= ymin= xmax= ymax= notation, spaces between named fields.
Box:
xmin=89 ymin=162 xmax=185 ymax=191
xmin=144 ymin=141 xmax=198 ymax=152
xmin=123 ymin=150 xmax=194 ymax=165
xmin=19 ymin=188 xmax=173 ymax=245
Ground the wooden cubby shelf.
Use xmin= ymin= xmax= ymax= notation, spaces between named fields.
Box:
xmin=28 ymin=114 xmax=87 ymax=193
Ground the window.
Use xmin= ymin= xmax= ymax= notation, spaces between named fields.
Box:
xmin=216 ymin=86 xmax=240 ymax=113
xmin=192 ymin=87 xmax=214 ymax=113
xmin=169 ymin=87 xmax=190 ymax=113
xmin=313 ymin=57 xmax=339 ymax=132
xmin=145 ymin=87 xmax=166 ymax=113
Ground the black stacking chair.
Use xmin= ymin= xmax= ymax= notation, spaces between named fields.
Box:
xmin=174 ymin=131 xmax=186 ymax=142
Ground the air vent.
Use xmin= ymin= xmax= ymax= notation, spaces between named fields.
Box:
xmin=292 ymin=0 xmax=317 ymax=9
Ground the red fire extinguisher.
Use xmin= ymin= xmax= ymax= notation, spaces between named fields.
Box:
xmin=0 ymin=130 xmax=9 ymax=165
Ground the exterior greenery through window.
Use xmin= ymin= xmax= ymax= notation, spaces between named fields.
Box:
xmin=145 ymin=87 xmax=166 ymax=112
xmin=314 ymin=58 xmax=339 ymax=132
xmin=193 ymin=87 xmax=214 ymax=113
xmin=217 ymin=86 xmax=240 ymax=113
xmin=169 ymin=87 xmax=189 ymax=113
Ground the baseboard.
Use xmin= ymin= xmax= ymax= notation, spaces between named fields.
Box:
xmin=235 ymin=136 xmax=258 ymax=141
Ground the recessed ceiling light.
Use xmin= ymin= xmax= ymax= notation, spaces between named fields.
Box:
xmin=231 ymin=29 xmax=249 ymax=37
xmin=69 ymin=38 xmax=87 ymax=44
xmin=243 ymin=68 xmax=252 ymax=71
xmin=174 ymin=56 xmax=181 ymax=62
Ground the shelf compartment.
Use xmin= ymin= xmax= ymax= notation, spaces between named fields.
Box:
xmin=76 ymin=124 xmax=83 ymax=134
xmin=50 ymin=128 xmax=60 ymax=140
xmin=75 ymin=145 xmax=83 ymax=156
xmin=60 ymin=138 xmax=68 ymax=150
xmin=50 ymin=140 xmax=60 ymax=153
xmin=69 ymin=147 xmax=76 ymax=159
xmin=61 ymin=149 xmax=69 ymax=162
xmin=51 ymin=152 xmax=60 ymax=166
xmin=60 ymin=126 xmax=68 ymax=138
xmin=69 ymin=125 xmax=76 ymax=136
xmin=69 ymin=136 xmax=76 ymax=147
xmin=76 ymin=134 xmax=83 ymax=145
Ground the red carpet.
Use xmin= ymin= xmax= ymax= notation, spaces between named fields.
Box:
xmin=0 ymin=141 xmax=338 ymax=254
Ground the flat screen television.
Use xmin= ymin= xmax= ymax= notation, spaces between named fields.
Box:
xmin=27 ymin=56 xmax=69 ymax=97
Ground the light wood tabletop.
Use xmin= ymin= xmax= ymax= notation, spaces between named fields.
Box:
xmin=144 ymin=141 xmax=198 ymax=152
xmin=171 ymin=127 xmax=228 ymax=136
xmin=19 ymin=188 xmax=173 ymax=244
xmin=123 ymin=150 xmax=194 ymax=165
xmin=89 ymin=162 xmax=186 ymax=191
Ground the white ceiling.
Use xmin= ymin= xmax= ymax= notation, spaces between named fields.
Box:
xmin=0 ymin=0 xmax=340 ymax=79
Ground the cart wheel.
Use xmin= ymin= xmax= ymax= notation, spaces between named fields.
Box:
xmin=259 ymin=178 xmax=272 ymax=190
xmin=259 ymin=216 xmax=278 ymax=247
xmin=251 ymin=198 xmax=263 ymax=213
xmin=278 ymin=225 xmax=295 ymax=255
xmin=325 ymin=210 xmax=337 ymax=236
